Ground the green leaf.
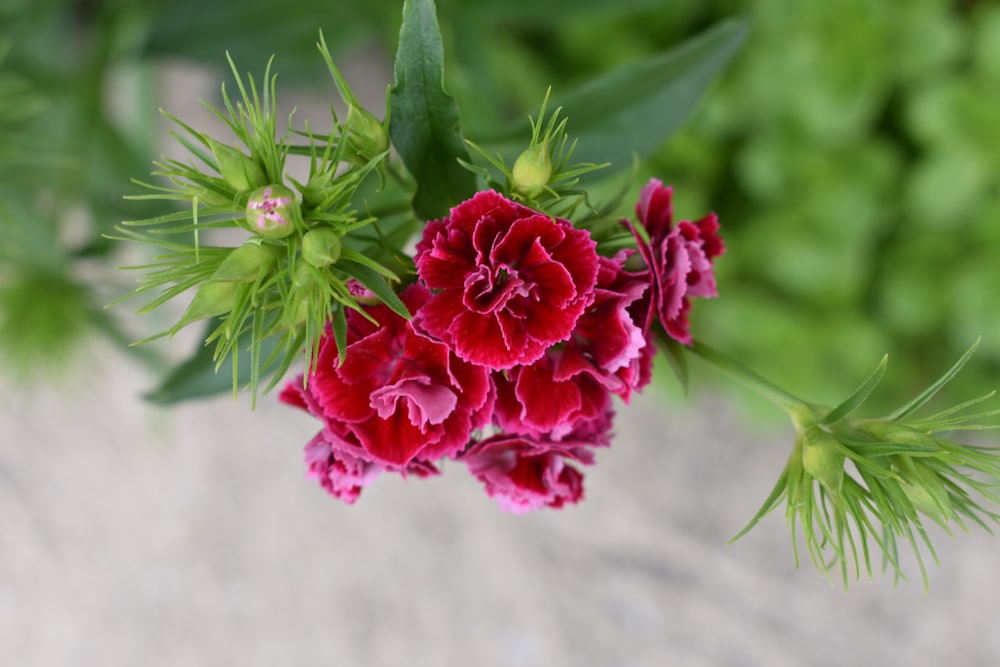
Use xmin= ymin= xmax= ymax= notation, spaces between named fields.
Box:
xmin=821 ymin=354 xmax=888 ymax=425
xmin=730 ymin=463 xmax=790 ymax=543
xmin=887 ymin=337 xmax=982 ymax=422
xmin=144 ymin=319 xmax=282 ymax=405
xmin=389 ymin=0 xmax=478 ymax=219
xmin=474 ymin=18 xmax=749 ymax=170
xmin=337 ymin=259 xmax=410 ymax=320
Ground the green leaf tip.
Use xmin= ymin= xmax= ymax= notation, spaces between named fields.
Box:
xmin=389 ymin=0 xmax=478 ymax=219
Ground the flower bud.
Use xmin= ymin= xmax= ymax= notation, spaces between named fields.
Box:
xmin=301 ymin=228 xmax=342 ymax=268
xmin=292 ymin=260 xmax=315 ymax=289
xmin=895 ymin=457 xmax=953 ymax=520
xmin=245 ymin=184 xmax=300 ymax=239
xmin=209 ymin=139 xmax=267 ymax=192
xmin=511 ymin=142 xmax=552 ymax=198
xmin=211 ymin=243 xmax=279 ymax=283
xmin=344 ymin=105 xmax=389 ymax=165
xmin=301 ymin=169 xmax=333 ymax=210
xmin=800 ymin=429 xmax=845 ymax=492
xmin=175 ymin=281 xmax=237 ymax=330
xmin=862 ymin=421 xmax=938 ymax=449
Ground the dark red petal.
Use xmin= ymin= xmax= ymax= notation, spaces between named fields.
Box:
xmin=514 ymin=361 xmax=582 ymax=433
xmin=417 ymin=225 xmax=477 ymax=289
xmin=450 ymin=309 xmax=526 ymax=369
xmin=636 ymin=179 xmax=674 ymax=239
xmin=353 ymin=410 xmax=441 ymax=467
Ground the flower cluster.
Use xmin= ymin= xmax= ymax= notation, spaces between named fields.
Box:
xmin=280 ymin=183 xmax=724 ymax=511
xmin=115 ymin=4 xmax=1000 ymax=587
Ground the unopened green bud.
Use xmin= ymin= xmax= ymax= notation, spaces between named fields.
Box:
xmin=246 ymin=184 xmax=300 ymax=239
xmin=344 ymin=104 xmax=389 ymax=164
xmin=288 ymin=298 xmax=309 ymax=329
xmin=895 ymin=458 xmax=953 ymax=520
xmin=301 ymin=228 xmax=341 ymax=268
xmin=511 ymin=142 xmax=552 ymax=198
xmin=211 ymin=243 xmax=279 ymax=283
xmin=175 ymin=281 xmax=237 ymax=330
xmin=863 ymin=421 xmax=937 ymax=449
xmin=301 ymin=169 xmax=333 ymax=210
xmin=209 ymin=139 xmax=267 ymax=192
xmin=800 ymin=429 xmax=845 ymax=492
xmin=292 ymin=260 xmax=315 ymax=289
xmin=193 ymin=189 xmax=233 ymax=208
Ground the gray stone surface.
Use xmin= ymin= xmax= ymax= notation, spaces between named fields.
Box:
xmin=2 ymin=336 xmax=999 ymax=667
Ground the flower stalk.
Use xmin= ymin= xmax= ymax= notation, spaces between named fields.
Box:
xmin=689 ymin=336 xmax=1000 ymax=589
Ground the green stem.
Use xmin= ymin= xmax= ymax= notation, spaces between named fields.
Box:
xmin=688 ymin=338 xmax=807 ymax=414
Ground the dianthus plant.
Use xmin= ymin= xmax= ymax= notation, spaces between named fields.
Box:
xmin=114 ymin=0 xmax=1000 ymax=589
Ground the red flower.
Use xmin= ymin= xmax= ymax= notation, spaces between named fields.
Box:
xmin=295 ymin=429 xmax=439 ymax=504
xmin=560 ymin=252 xmax=654 ymax=402
xmin=493 ymin=359 xmax=615 ymax=443
xmin=415 ymin=190 xmax=599 ymax=370
xmin=462 ymin=434 xmax=593 ymax=513
xmin=623 ymin=179 xmax=724 ymax=345
xmin=491 ymin=252 xmax=649 ymax=442
xmin=280 ymin=284 xmax=493 ymax=483
xmin=302 ymin=432 xmax=380 ymax=504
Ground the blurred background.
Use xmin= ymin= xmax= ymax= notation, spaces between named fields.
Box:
xmin=3 ymin=0 xmax=1000 ymax=665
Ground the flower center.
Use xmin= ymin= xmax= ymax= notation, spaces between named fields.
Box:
xmin=463 ymin=264 xmax=528 ymax=314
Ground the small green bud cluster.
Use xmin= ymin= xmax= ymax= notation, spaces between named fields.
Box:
xmin=118 ymin=47 xmax=400 ymax=405
xmin=464 ymin=88 xmax=608 ymax=214
xmin=715 ymin=339 xmax=1000 ymax=589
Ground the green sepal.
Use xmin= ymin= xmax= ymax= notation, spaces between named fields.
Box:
xmin=208 ymin=138 xmax=267 ymax=192
xmin=173 ymin=281 xmax=238 ymax=330
xmin=211 ymin=243 xmax=279 ymax=282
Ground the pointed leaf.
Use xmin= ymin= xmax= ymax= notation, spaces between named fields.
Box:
xmin=389 ymin=0 xmax=478 ymax=219
xmin=144 ymin=319 xmax=282 ymax=405
xmin=888 ymin=338 xmax=982 ymax=422
xmin=730 ymin=464 xmax=790 ymax=543
xmin=821 ymin=355 xmax=887 ymax=425
xmin=337 ymin=259 xmax=410 ymax=320
xmin=474 ymin=18 xmax=749 ymax=170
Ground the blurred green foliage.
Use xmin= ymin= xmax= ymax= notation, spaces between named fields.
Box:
xmin=2 ymin=0 xmax=998 ymax=414
xmin=478 ymin=0 xmax=1000 ymax=411
xmin=650 ymin=0 xmax=1000 ymax=410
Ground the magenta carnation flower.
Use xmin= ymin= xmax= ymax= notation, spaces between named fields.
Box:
xmin=280 ymin=284 xmax=493 ymax=486
xmin=560 ymin=252 xmax=654 ymax=402
xmin=415 ymin=190 xmax=599 ymax=370
xmin=462 ymin=434 xmax=593 ymax=513
xmin=623 ymin=179 xmax=724 ymax=345
xmin=491 ymin=253 xmax=649 ymax=442
xmin=302 ymin=431 xmax=380 ymax=504
xmin=493 ymin=359 xmax=614 ymax=443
